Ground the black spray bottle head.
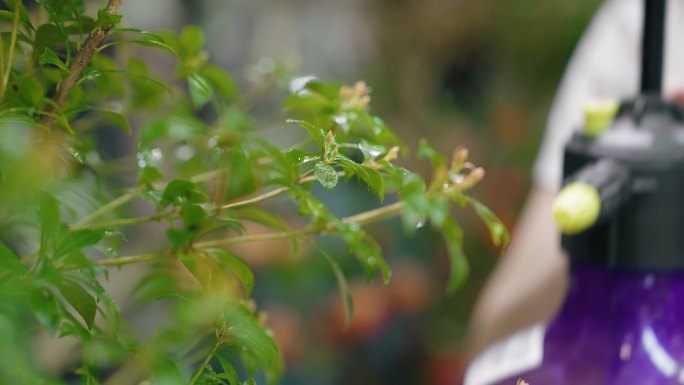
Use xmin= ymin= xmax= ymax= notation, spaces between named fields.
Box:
xmin=552 ymin=0 xmax=684 ymax=270
xmin=555 ymin=97 xmax=684 ymax=270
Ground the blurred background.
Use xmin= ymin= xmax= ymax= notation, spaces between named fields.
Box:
xmin=119 ymin=1 xmax=602 ymax=384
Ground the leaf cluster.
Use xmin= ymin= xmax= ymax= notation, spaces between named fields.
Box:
xmin=0 ymin=1 xmax=508 ymax=385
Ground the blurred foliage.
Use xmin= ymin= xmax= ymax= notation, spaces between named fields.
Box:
xmin=0 ymin=1 xmax=517 ymax=385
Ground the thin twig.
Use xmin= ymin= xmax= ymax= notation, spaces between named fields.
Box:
xmin=97 ymin=199 xmax=406 ymax=267
xmin=71 ymin=169 xmax=223 ymax=230
xmin=85 ymin=214 xmax=164 ymax=229
xmin=342 ymin=201 xmax=405 ymax=226
xmin=0 ymin=0 xmax=22 ymax=101
xmin=98 ymin=252 xmax=166 ymax=267
xmin=39 ymin=0 xmax=124 ymax=128
xmin=71 ymin=192 xmax=137 ymax=230
xmin=188 ymin=329 xmax=227 ymax=385
xmin=219 ymin=186 xmax=289 ymax=210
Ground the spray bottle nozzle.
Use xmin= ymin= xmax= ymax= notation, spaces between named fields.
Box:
xmin=553 ymin=159 xmax=631 ymax=235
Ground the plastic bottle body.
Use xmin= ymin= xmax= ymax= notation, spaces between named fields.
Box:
xmin=464 ymin=264 xmax=684 ymax=385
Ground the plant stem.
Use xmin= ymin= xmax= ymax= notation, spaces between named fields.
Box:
xmin=85 ymin=214 xmax=164 ymax=229
xmin=71 ymin=191 xmax=136 ymax=230
xmin=0 ymin=0 xmax=22 ymax=102
xmin=98 ymin=252 xmax=166 ymax=267
xmin=72 ymin=169 xmax=223 ymax=230
xmin=188 ymin=330 xmax=226 ymax=385
xmin=194 ymin=227 xmax=317 ymax=249
xmin=39 ymin=0 xmax=124 ymax=129
xmin=341 ymin=200 xmax=405 ymax=226
xmin=219 ymin=186 xmax=290 ymax=210
xmin=97 ymin=200 xmax=406 ymax=267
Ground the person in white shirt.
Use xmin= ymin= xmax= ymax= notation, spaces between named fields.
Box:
xmin=467 ymin=0 xmax=684 ymax=354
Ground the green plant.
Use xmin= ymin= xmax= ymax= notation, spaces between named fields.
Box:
xmin=0 ymin=1 xmax=508 ymax=384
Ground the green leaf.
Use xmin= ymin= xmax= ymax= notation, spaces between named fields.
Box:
xmin=180 ymin=203 xmax=207 ymax=230
xmin=290 ymin=185 xmax=332 ymax=224
xmin=188 ymin=73 xmax=214 ymax=110
xmin=336 ymin=222 xmax=391 ymax=284
xmin=62 ymin=143 xmax=83 ymax=164
xmin=317 ymin=245 xmax=353 ymax=330
xmin=232 ymin=207 xmax=288 ymax=232
xmin=0 ymin=244 xmax=26 ymax=274
xmin=285 ymin=149 xmax=318 ymax=166
xmin=97 ymin=108 xmax=131 ymax=134
xmin=39 ymin=48 xmax=69 ymax=73
xmin=223 ymin=305 xmax=283 ymax=384
xmin=58 ymin=278 xmax=96 ymax=329
xmin=441 ymin=218 xmax=468 ymax=293
xmin=225 ymin=148 xmax=257 ymax=200
xmin=161 ymin=179 xmax=207 ymax=207
xmin=166 ymin=228 xmax=195 ymax=252
xmin=464 ymin=196 xmax=510 ymax=248
xmin=179 ymin=25 xmax=205 ymax=58
xmin=152 ymin=357 xmax=185 ymax=385
xmin=337 ymin=156 xmax=385 ymax=201
xmin=0 ymin=9 xmax=34 ymax=32
xmin=357 ymin=141 xmax=387 ymax=161
xmin=401 ymin=193 xmax=428 ymax=233
xmin=101 ymin=36 xmax=178 ymax=56
xmin=134 ymin=269 xmax=181 ymax=301
xmin=29 ymin=285 xmax=64 ymax=334
xmin=53 ymin=229 xmax=104 ymax=261
xmin=427 ymin=196 xmax=449 ymax=227
xmin=34 ymin=1 xmax=71 ymax=60
xmin=140 ymin=114 xmax=206 ymax=145
xmin=215 ymin=355 xmax=241 ymax=385
xmin=313 ymin=161 xmax=338 ymax=190
xmin=32 ymin=23 xmax=62 ymax=58
xmin=286 ymin=119 xmax=324 ymax=151
xmin=38 ymin=192 xmax=61 ymax=257
xmin=417 ymin=138 xmax=445 ymax=170
xmin=201 ymin=65 xmax=239 ymax=100
xmin=94 ymin=9 xmax=122 ymax=29
xmin=13 ymin=74 xmax=45 ymax=106
xmin=209 ymin=249 xmax=254 ymax=296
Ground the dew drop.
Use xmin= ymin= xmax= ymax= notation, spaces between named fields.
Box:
xmin=450 ymin=174 xmax=465 ymax=184
xmin=334 ymin=115 xmax=348 ymax=126
xmin=289 ymin=75 xmax=317 ymax=94
xmin=150 ymin=148 xmax=163 ymax=161
xmin=175 ymin=145 xmax=194 ymax=161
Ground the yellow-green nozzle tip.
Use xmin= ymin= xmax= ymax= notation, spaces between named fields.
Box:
xmin=552 ymin=182 xmax=601 ymax=234
xmin=583 ymin=99 xmax=619 ymax=137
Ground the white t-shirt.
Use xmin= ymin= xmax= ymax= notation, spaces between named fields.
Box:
xmin=533 ymin=0 xmax=684 ymax=190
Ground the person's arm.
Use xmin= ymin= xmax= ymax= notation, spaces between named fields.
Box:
xmin=467 ymin=187 xmax=567 ymax=355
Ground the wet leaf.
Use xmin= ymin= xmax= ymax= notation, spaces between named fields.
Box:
xmin=53 ymin=229 xmax=104 ymax=261
xmin=38 ymin=192 xmax=60 ymax=257
xmin=58 ymin=278 xmax=96 ymax=329
xmin=94 ymin=9 xmax=121 ymax=29
xmin=317 ymin=245 xmax=353 ymax=330
xmin=465 ymin=196 xmax=510 ymax=249
xmin=286 ymin=119 xmax=324 ymax=151
xmin=313 ymin=161 xmax=338 ymax=190
xmin=441 ymin=218 xmax=468 ymax=293
xmin=0 ymin=245 xmax=26 ymax=274
xmin=201 ymin=64 xmax=239 ymax=100
xmin=188 ymin=73 xmax=213 ymax=110
xmin=39 ymin=47 xmax=69 ymax=73
xmin=209 ymin=249 xmax=254 ymax=296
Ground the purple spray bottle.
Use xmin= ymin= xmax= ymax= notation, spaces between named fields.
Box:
xmin=464 ymin=1 xmax=684 ymax=384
